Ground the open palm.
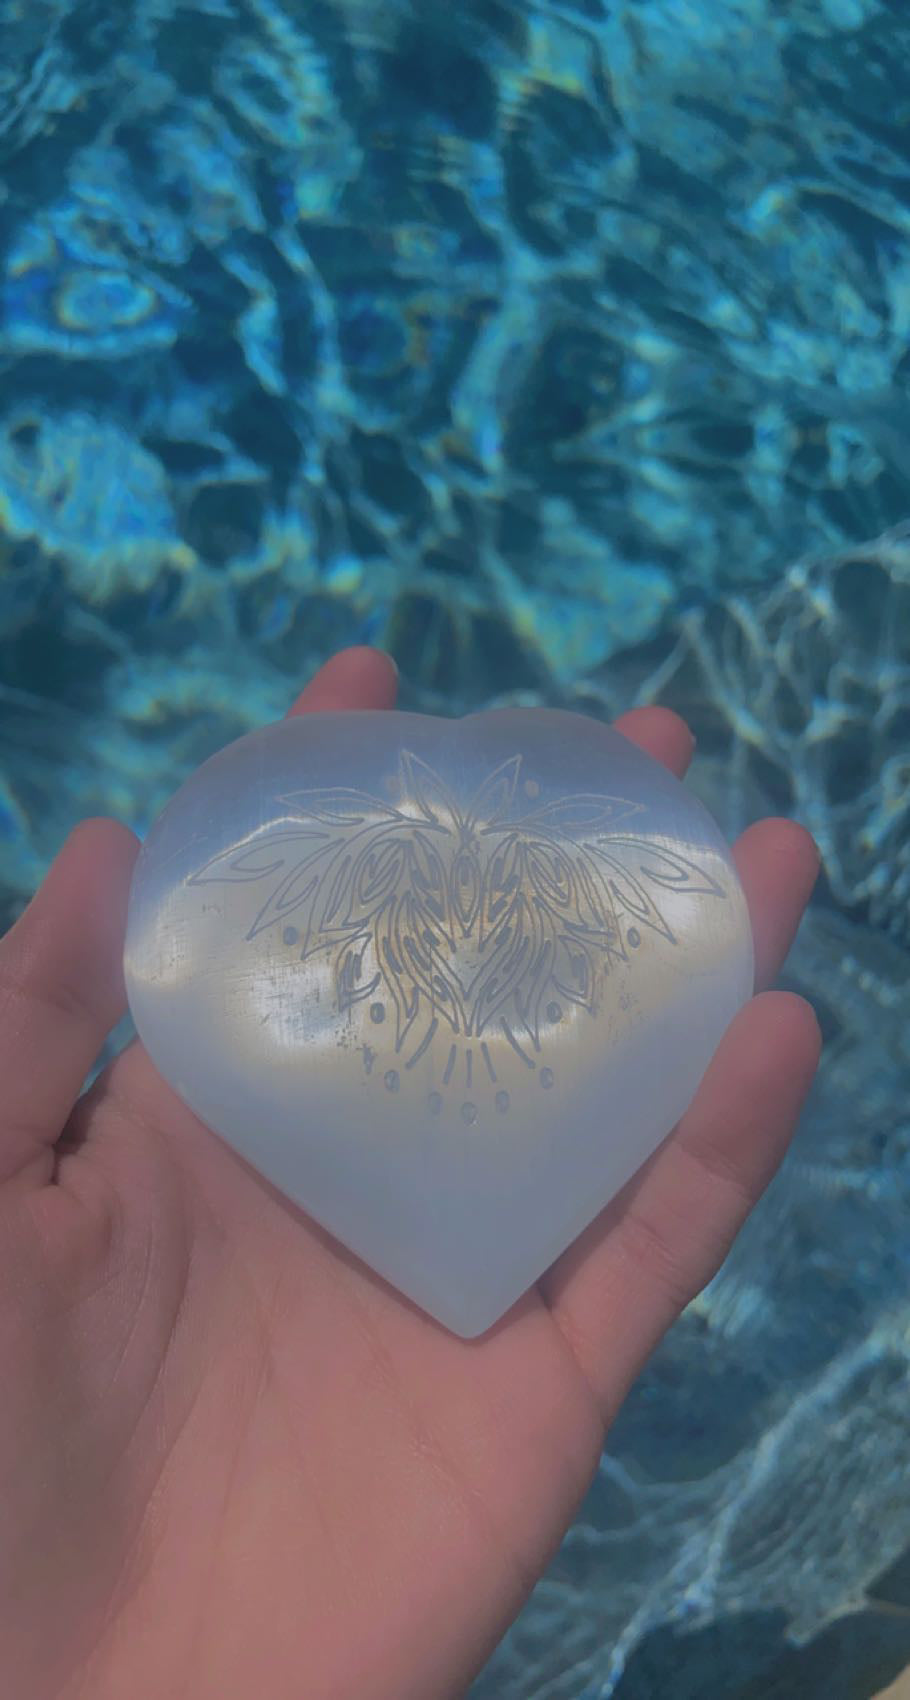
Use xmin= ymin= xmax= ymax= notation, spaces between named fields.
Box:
xmin=0 ymin=648 xmax=820 ymax=1700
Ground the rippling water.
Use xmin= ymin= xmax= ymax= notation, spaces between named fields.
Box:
xmin=1 ymin=1 xmax=909 ymax=1694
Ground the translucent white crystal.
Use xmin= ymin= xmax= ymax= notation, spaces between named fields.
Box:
xmin=123 ymin=708 xmax=753 ymax=1337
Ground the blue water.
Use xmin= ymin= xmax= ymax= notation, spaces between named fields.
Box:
xmin=1 ymin=1 xmax=909 ymax=1694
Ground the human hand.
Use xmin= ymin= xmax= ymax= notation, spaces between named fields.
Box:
xmin=0 ymin=647 xmax=820 ymax=1700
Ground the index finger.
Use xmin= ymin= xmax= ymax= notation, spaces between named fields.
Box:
xmin=287 ymin=647 xmax=399 ymax=716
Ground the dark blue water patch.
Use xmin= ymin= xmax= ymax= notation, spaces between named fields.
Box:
xmin=613 ymin=1605 xmax=910 ymax=1700
xmin=607 ymin=1324 xmax=778 ymax=1483
xmin=384 ymin=18 xmax=499 ymax=141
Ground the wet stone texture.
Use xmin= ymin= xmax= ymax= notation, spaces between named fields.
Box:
xmin=1 ymin=1 xmax=909 ymax=1695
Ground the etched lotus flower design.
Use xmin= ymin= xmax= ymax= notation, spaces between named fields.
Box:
xmin=188 ymin=750 xmax=727 ymax=1068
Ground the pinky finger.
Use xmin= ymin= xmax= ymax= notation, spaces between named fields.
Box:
xmin=541 ymin=990 xmax=822 ymax=1423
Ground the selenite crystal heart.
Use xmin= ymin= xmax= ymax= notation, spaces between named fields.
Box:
xmin=123 ymin=708 xmax=754 ymax=1337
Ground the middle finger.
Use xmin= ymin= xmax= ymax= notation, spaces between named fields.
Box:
xmin=614 ymin=708 xmax=819 ymax=991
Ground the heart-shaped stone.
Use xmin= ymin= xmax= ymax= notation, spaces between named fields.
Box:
xmin=123 ymin=708 xmax=753 ymax=1336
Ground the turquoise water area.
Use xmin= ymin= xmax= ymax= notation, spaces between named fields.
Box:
xmin=1 ymin=1 xmax=909 ymax=1694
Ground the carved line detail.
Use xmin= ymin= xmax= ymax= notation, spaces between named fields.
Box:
xmin=188 ymin=749 xmax=727 ymax=1064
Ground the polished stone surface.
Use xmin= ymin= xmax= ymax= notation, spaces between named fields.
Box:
xmin=124 ymin=707 xmax=753 ymax=1335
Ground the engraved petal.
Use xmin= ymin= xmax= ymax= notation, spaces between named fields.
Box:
xmin=277 ymin=786 xmax=404 ymax=826
xmin=606 ymin=838 xmax=727 ymax=899
xmin=469 ymin=891 xmax=534 ymax=1037
xmin=585 ymin=844 xmax=677 ymax=942
xmin=480 ymin=832 xmax=523 ymax=937
xmin=465 ymin=755 xmax=522 ymax=830
xmin=450 ymin=844 xmax=482 ymax=933
xmin=514 ymin=793 xmax=645 ymax=834
xmin=399 ymin=750 xmax=462 ymax=827
xmin=187 ymin=829 xmax=330 ymax=886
